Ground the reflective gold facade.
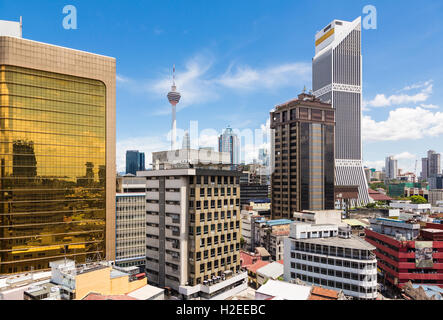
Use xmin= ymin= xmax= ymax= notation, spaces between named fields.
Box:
xmin=0 ymin=36 xmax=116 ymax=275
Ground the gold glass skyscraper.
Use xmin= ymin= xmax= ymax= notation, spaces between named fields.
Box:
xmin=0 ymin=30 xmax=115 ymax=274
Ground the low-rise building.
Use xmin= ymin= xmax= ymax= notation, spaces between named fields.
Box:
xmin=284 ymin=223 xmax=378 ymax=299
xmin=246 ymin=260 xmax=270 ymax=289
xmin=255 ymin=279 xmax=312 ymax=300
xmin=429 ymin=190 xmax=443 ymax=206
xmin=365 ymin=218 xmax=443 ymax=290
xmin=293 ymin=210 xmax=342 ymax=225
xmin=256 ymin=261 xmax=284 ymax=287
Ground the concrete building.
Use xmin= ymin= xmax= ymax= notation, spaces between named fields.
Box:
xmin=390 ymin=201 xmax=431 ymax=214
xmin=430 ymin=190 xmax=443 ymax=206
xmin=240 ymin=209 xmax=263 ymax=251
xmin=138 ymin=165 xmax=246 ymax=299
xmin=23 ymin=260 xmax=147 ymax=300
xmin=284 ymin=223 xmax=378 ymax=299
xmin=270 ymin=92 xmax=335 ymax=218
xmin=312 ymin=17 xmax=370 ymax=205
xmin=256 ymin=261 xmax=284 ymax=287
xmin=429 ymin=175 xmax=443 ymax=190
xmin=254 ymin=219 xmax=292 ymax=259
xmin=269 ymin=230 xmax=289 ymax=262
xmin=0 ymin=271 xmax=52 ymax=300
xmin=0 ymin=19 xmax=116 ymax=274
xmin=115 ymin=176 xmax=147 ymax=269
xmin=365 ymin=219 xmax=443 ymax=289
xmin=293 ymin=210 xmax=342 ymax=225
xmin=126 ymin=150 xmax=146 ymax=175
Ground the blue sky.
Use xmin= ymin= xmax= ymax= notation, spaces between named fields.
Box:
xmin=1 ymin=0 xmax=443 ymax=173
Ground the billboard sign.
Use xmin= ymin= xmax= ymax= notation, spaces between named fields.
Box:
xmin=415 ymin=241 xmax=434 ymax=268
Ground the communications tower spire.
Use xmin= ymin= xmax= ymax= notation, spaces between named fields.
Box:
xmin=167 ymin=65 xmax=181 ymax=150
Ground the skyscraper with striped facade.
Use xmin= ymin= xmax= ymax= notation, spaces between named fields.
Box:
xmin=312 ymin=17 xmax=370 ymax=206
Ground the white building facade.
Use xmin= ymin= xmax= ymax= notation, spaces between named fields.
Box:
xmin=284 ymin=223 xmax=378 ymax=299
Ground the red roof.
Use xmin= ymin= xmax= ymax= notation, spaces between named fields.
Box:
xmin=240 ymin=250 xmax=261 ymax=267
xmin=246 ymin=260 xmax=270 ymax=274
xmin=277 ymin=260 xmax=284 ymax=265
xmin=368 ymin=188 xmax=393 ymax=201
xmin=308 ymin=286 xmax=339 ymax=300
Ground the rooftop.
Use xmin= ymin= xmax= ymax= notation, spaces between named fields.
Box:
xmin=256 ymin=280 xmax=312 ymax=300
xmin=82 ymin=293 xmax=137 ymax=301
xmin=308 ymin=286 xmax=340 ymax=300
xmin=127 ymin=285 xmax=164 ymax=300
xmin=256 ymin=262 xmax=284 ymax=279
xmin=296 ymin=235 xmax=376 ymax=251
xmin=265 ymin=219 xmax=293 ymax=227
xmin=247 ymin=260 xmax=270 ymax=274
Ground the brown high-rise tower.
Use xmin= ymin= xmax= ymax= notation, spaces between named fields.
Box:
xmin=270 ymin=92 xmax=335 ymax=219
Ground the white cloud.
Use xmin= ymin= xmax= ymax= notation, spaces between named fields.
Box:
xmin=364 ymin=81 xmax=433 ymax=108
xmin=420 ymin=103 xmax=439 ymax=110
xmin=216 ymin=62 xmax=311 ymax=91
xmin=143 ymin=53 xmax=311 ymax=114
xmin=116 ymin=74 xmax=130 ymax=84
xmin=393 ymin=152 xmax=417 ymax=160
xmin=363 ymin=106 xmax=443 ymax=143
xmin=401 ymin=80 xmax=433 ymax=92
xmin=363 ymin=160 xmax=385 ymax=171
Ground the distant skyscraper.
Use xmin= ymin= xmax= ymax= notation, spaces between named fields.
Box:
xmin=126 ymin=150 xmax=145 ymax=175
xmin=218 ymin=126 xmax=240 ymax=166
xmin=312 ymin=17 xmax=370 ymax=205
xmin=258 ymin=148 xmax=269 ymax=167
xmin=422 ymin=150 xmax=441 ymax=180
xmin=182 ymin=131 xmax=191 ymax=149
xmin=385 ymin=156 xmax=398 ymax=180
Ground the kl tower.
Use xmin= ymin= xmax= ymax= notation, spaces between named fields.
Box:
xmin=167 ymin=65 xmax=181 ymax=150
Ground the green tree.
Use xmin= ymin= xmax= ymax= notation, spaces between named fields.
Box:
xmin=370 ymin=182 xmax=386 ymax=190
xmin=240 ymin=237 xmax=246 ymax=248
xmin=409 ymin=195 xmax=427 ymax=204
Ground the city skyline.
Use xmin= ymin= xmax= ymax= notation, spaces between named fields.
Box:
xmin=1 ymin=1 xmax=442 ymax=174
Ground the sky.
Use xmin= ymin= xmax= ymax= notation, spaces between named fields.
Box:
xmin=1 ymin=0 xmax=443 ymax=174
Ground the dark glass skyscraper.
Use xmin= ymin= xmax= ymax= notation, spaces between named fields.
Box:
xmin=126 ymin=150 xmax=145 ymax=175
xmin=270 ymin=93 xmax=335 ymax=219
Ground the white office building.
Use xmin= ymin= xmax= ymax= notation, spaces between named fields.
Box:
xmin=284 ymin=223 xmax=378 ymax=299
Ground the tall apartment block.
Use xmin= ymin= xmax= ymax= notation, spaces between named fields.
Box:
xmin=312 ymin=17 xmax=370 ymax=205
xmin=0 ymin=20 xmax=116 ymax=274
xmin=284 ymin=223 xmax=378 ymax=299
xmin=385 ymin=156 xmax=398 ymax=181
xmin=115 ymin=175 xmax=147 ymax=269
xmin=126 ymin=150 xmax=145 ymax=175
xmin=422 ymin=150 xmax=441 ymax=180
xmin=138 ymin=150 xmax=247 ymax=300
xmin=270 ymin=92 xmax=335 ymax=219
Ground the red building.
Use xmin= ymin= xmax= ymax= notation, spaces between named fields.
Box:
xmin=365 ymin=219 xmax=443 ymax=289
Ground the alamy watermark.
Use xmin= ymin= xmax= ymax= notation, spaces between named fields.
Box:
xmin=62 ymin=5 xmax=77 ymax=30
xmin=363 ymin=5 xmax=377 ymax=30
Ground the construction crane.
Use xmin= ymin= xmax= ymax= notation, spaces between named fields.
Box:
xmin=414 ymin=160 xmax=418 ymax=181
